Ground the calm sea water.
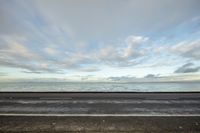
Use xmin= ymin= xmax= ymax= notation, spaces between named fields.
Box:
xmin=0 ymin=82 xmax=200 ymax=92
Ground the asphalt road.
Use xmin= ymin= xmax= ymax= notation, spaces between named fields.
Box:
xmin=0 ymin=92 xmax=200 ymax=115
xmin=0 ymin=92 xmax=200 ymax=132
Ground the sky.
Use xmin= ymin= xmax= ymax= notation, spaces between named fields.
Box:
xmin=0 ymin=0 xmax=200 ymax=82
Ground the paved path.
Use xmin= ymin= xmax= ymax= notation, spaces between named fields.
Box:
xmin=0 ymin=92 xmax=200 ymax=132
xmin=0 ymin=92 xmax=200 ymax=116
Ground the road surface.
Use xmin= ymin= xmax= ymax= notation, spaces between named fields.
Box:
xmin=0 ymin=92 xmax=200 ymax=132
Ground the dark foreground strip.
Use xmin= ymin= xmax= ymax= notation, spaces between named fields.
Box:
xmin=1 ymin=92 xmax=200 ymax=100
xmin=0 ymin=116 xmax=200 ymax=133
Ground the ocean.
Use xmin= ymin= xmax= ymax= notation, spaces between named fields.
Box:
xmin=0 ymin=82 xmax=200 ymax=92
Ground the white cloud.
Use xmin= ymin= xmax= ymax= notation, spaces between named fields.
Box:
xmin=123 ymin=36 xmax=148 ymax=58
xmin=44 ymin=47 xmax=58 ymax=55
xmin=0 ymin=36 xmax=62 ymax=73
xmin=125 ymin=36 xmax=148 ymax=47
xmin=0 ymin=0 xmax=200 ymax=79
xmin=97 ymin=36 xmax=148 ymax=67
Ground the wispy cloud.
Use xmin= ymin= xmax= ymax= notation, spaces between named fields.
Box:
xmin=0 ymin=34 xmax=149 ymax=73
xmin=170 ymin=39 xmax=200 ymax=60
xmin=0 ymin=0 xmax=200 ymax=81
xmin=97 ymin=35 xmax=148 ymax=67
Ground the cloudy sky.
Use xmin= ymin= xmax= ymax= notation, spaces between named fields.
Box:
xmin=0 ymin=0 xmax=200 ymax=82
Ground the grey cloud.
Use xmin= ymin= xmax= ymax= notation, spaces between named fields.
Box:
xmin=0 ymin=36 xmax=96 ymax=73
xmin=107 ymin=75 xmax=163 ymax=82
xmin=21 ymin=71 xmax=43 ymax=74
xmin=0 ymin=59 xmax=62 ymax=74
xmin=2 ymin=0 xmax=196 ymax=45
xmin=144 ymin=74 xmax=159 ymax=78
xmin=107 ymin=74 xmax=200 ymax=83
xmin=79 ymin=67 xmax=100 ymax=72
xmin=171 ymin=39 xmax=200 ymax=60
xmin=0 ymin=39 xmax=62 ymax=74
xmin=174 ymin=63 xmax=200 ymax=73
xmin=0 ymin=35 xmax=149 ymax=73
xmin=21 ymin=70 xmax=64 ymax=74
xmin=108 ymin=76 xmax=136 ymax=82
xmin=34 ymin=0 xmax=200 ymax=41
xmin=0 ymin=1 xmax=103 ymax=73
xmin=1 ymin=0 xmax=200 ymax=75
